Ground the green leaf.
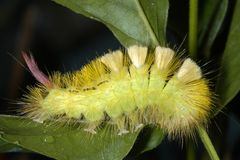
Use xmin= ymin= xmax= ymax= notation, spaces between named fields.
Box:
xmin=216 ymin=0 xmax=240 ymax=111
xmin=0 ymin=138 xmax=26 ymax=153
xmin=198 ymin=0 xmax=228 ymax=59
xmin=0 ymin=115 xmax=140 ymax=160
xmin=130 ymin=126 xmax=165 ymax=155
xmin=52 ymin=0 xmax=169 ymax=48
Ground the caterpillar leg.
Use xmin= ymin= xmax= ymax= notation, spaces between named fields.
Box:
xmin=114 ymin=116 xmax=130 ymax=135
xmin=83 ymin=121 xmax=101 ymax=134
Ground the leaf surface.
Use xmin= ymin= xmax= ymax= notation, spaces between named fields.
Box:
xmin=52 ymin=0 xmax=169 ymax=48
xmin=0 ymin=138 xmax=26 ymax=153
xmin=216 ymin=0 xmax=240 ymax=111
xmin=199 ymin=0 xmax=228 ymax=58
xmin=0 ymin=115 xmax=140 ymax=160
xmin=130 ymin=126 xmax=165 ymax=155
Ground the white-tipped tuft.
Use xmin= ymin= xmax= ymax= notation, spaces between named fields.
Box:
xmin=155 ymin=46 xmax=175 ymax=70
xmin=127 ymin=46 xmax=147 ymax=68
xmin=101 ymin=50 xmax=123 ymax=72
xmin=176 ymin=58 xmax=202 ymax=83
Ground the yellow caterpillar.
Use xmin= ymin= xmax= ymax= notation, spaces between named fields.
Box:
xmin=21 ymin=46 xmax=212 ymax=138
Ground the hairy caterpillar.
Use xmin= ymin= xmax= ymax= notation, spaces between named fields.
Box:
xmin=21 ymin=46 xmax=212 ymax=138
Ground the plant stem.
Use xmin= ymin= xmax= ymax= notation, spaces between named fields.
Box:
xmin=189 ymin=0 xmax=198 ymax=59
xmin=197 ymin=125 xmax=220 ymax=160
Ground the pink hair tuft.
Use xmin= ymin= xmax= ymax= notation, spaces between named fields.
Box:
xmin=22 ymin=51 xmax=53 ymax=88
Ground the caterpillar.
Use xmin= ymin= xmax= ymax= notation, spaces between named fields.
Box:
xmin=21 ymin=46 xmax=212 ymax=138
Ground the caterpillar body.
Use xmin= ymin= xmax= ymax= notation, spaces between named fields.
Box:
xmin=21 ymin=46 xmax=212 ymax=137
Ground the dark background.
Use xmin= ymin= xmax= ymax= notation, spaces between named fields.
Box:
xmin=0 ymin=0 xmax=239 ymax=160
